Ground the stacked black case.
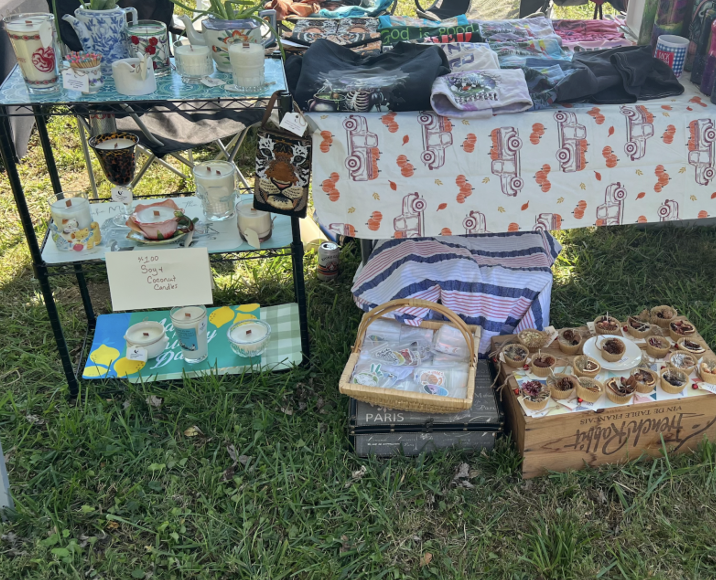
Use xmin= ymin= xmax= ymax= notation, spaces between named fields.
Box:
xmin=349 ymin=365 xmax=504 ymax=456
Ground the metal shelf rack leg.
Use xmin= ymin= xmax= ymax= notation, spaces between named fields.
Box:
xmin=0 ymin=106 xmax=80 ymax=395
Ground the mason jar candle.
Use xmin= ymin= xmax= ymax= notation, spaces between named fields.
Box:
xmin=173 ymin=39 xmax=213 ymax=83
xmin=3 ymin=13 xmax=60 ymax=92
xmin=228 ymin=42 xmax=265 ymax=89
xmin=227 ymin=320 xmax=271 ymax=358
xmin=47 ymin=191 xmax=95 ymax=251
xmin=193 ymin=160 xmax=237 ymax=221
xmin=236 ymin=199 xmax=272 ymax=241
xmin=170 ymin=305 xmax=208 ymax=364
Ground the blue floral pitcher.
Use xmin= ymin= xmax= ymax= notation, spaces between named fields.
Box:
xmin=63 ymin=7 xmax=138 ymax=73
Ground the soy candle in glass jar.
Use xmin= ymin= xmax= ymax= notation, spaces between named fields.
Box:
xmin=227 ymin=320 xmax=271 ymax=358
xmin=170 ymin=305 xmax=208 ymax=364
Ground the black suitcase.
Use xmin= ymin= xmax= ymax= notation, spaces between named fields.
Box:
xmin=349 ymin=365 xmax=504 ymax=457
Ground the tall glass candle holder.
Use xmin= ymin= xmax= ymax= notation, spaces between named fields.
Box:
xmin=2 ymin=13 xmax=60 ymax=92
xmin=173 ymin=39 xmax=213 ymax=83
xmin=193 ymin=160 xmax=237 ymax=221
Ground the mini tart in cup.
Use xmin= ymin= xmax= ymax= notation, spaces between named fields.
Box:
xmin=530 ymin=354 xmax=556 ymax=378
xmin=651 ymin=305 xmax=677 ymax=328
xmin=576 ymin=377 xmax=603 ymax=403
xmin=646 ymin=335 xmax=670 ymax=359
xmin=605 ymin=376 xmax=636 ymax=404
xmin=660 ymin=368 xmax=690 ymax=394
xmin=594 ymin=314 xmax=621 ymax=335
xmin=630 ymin=367 xmax=658 ymax=393
xmin=547 ymin=373 xmax=578 ymax=400
xmin=521 ymin=380 xmax=551 ymax=411
xmin=669 ymin=320 xmax=696 ymax=342
xmin=666 ymin=351 xmax=697 ymax=375
xmin=699 ymin=358 xmax=716 ymax=385
xmin=598 ymin=337 xmax=626 ymax=363
xmin=502 ymin=344 xmax=529 ymax=368
xmin=573 ymin=355 xmax=601 ymax=378
xmin=677 ymin=338 xmax=706 ymax=358
xmin=558 ymin=328 xmax=583 ymax=355
xmin=626 ymin=316 xmax=651 ymax=339
xmin=518 ymin=329 xmax=550 ymax=352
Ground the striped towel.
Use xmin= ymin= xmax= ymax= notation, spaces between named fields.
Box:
xmin=352 ymin=231 xmax=561 ymax=357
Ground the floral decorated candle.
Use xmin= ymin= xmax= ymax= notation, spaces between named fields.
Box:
xmin=3 ymin=13 xmax=60 ymax=92
xmin=128 ymin=20 xmax=170 ymax=72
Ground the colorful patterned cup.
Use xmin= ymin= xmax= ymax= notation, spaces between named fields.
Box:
xmin=127 ymin=20 xmax=170 ymax=73
xmin=655 ymin=34 xmax=689 ymax=78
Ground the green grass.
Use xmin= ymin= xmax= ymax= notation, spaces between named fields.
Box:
xmin=3 ymin=9 xmax=716 ymax=577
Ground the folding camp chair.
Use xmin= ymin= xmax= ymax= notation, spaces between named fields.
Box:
xmin=414 ymin=0 xmax=473 ymax=21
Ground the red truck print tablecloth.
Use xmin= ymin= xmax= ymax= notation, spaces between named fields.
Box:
xmin=307 ymin=80 xmax=716 ymax=240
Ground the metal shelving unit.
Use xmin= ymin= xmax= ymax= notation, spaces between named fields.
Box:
xmin=0 ymin=58 xmax=309 ymax=395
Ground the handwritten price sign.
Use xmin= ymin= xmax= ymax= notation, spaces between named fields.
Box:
xmin=106 ymin=248 xmax=213 ymax=311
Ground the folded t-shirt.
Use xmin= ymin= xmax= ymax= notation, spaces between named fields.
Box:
xmin=474 ymin=16 xmax=555 ymax=42
xmin=378 ymin=14 xmax=481 ymax=45
xmin=286 ymin=39 xmax=450 ymax=112
xmin=431 ymin=69 xmax=533 ymax=119
xmin=434 ymin=42 xmax=500 ymax=71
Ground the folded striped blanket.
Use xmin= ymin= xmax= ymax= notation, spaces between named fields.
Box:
xmin=352 ymin=232 xmax=561 ymax=357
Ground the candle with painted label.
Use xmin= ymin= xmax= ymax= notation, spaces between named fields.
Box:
xmin=228 ymin=42 xmax=265 ymax=88
xmin=170 ymin=305 xmax=208 ymax=364
xmin=236 ymin=200 xmax=272 ymax=240
xmin=4 ymin=13 xmax=59 ymax=91
xmin=227 ymin=320 xmax=271 ymax=357
xmin=193 ymin=161 xmax=236 ymax=221
xmin=174 ymin=43 xmax=213 ymax=79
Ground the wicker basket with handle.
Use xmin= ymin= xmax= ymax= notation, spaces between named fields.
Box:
xmin=339 ymin=299 xmax=480 ymax=414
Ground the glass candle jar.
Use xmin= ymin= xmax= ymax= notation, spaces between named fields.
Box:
xmin=128 ymin=19 xmax=170 ymax=73
xmin=227 ymin=320 xmax=271 ymax=358
xmin=170 ymin=305 xmax=208 ymax=364
xmin=3 ymin=13 xmax=60 ymax=92
xmin=193 ymin=160 xmax=237 ymax=221
xmin=236 ymin=199 xmax=273 ymax=242
xmin=228 ymin=42 xmax=265 ymax=89
xmin=173 ymin=39 xmax=213 ymax=83
xmin=47 ymin=191 xmax=100 ymax=252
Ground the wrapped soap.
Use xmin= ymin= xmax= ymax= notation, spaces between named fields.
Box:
xmin=364 ymin=319 xmax=434 ymax=344
xmin=432 ymin=324 xmax=470 ymax=360
xmin=413 ymin=362 xmax=470 ymax=399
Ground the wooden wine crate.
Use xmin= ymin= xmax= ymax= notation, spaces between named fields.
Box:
xmin=491 ymin=321 xmax=716 ymax=479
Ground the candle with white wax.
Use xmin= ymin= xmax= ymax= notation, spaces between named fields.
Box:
xmin=193 ymin=161 xmax=236 ymax=221
xmin=135 ymin=206 xmax=176 ymax=223
xmin=124 ymin=321 xmax=168 ymax=359
xmin=228 ymin=42 xmax=265 ymax=88
xmin=49 ymin=196 xmax=92 ymax=231
xmin=170 ymin=306 xmax=208 ymax=364
xmin=236 ymin=201 xmax=272 ymax=239
xmin=93 ymin=138 xmax=136 ymax=150
xmin=174 ymin=43 xmax=213 ymax=79
xmin=4 ymin=13 xmax=59 ymax=89
xmin=227 ymin=320 xmax=271 ymax=357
